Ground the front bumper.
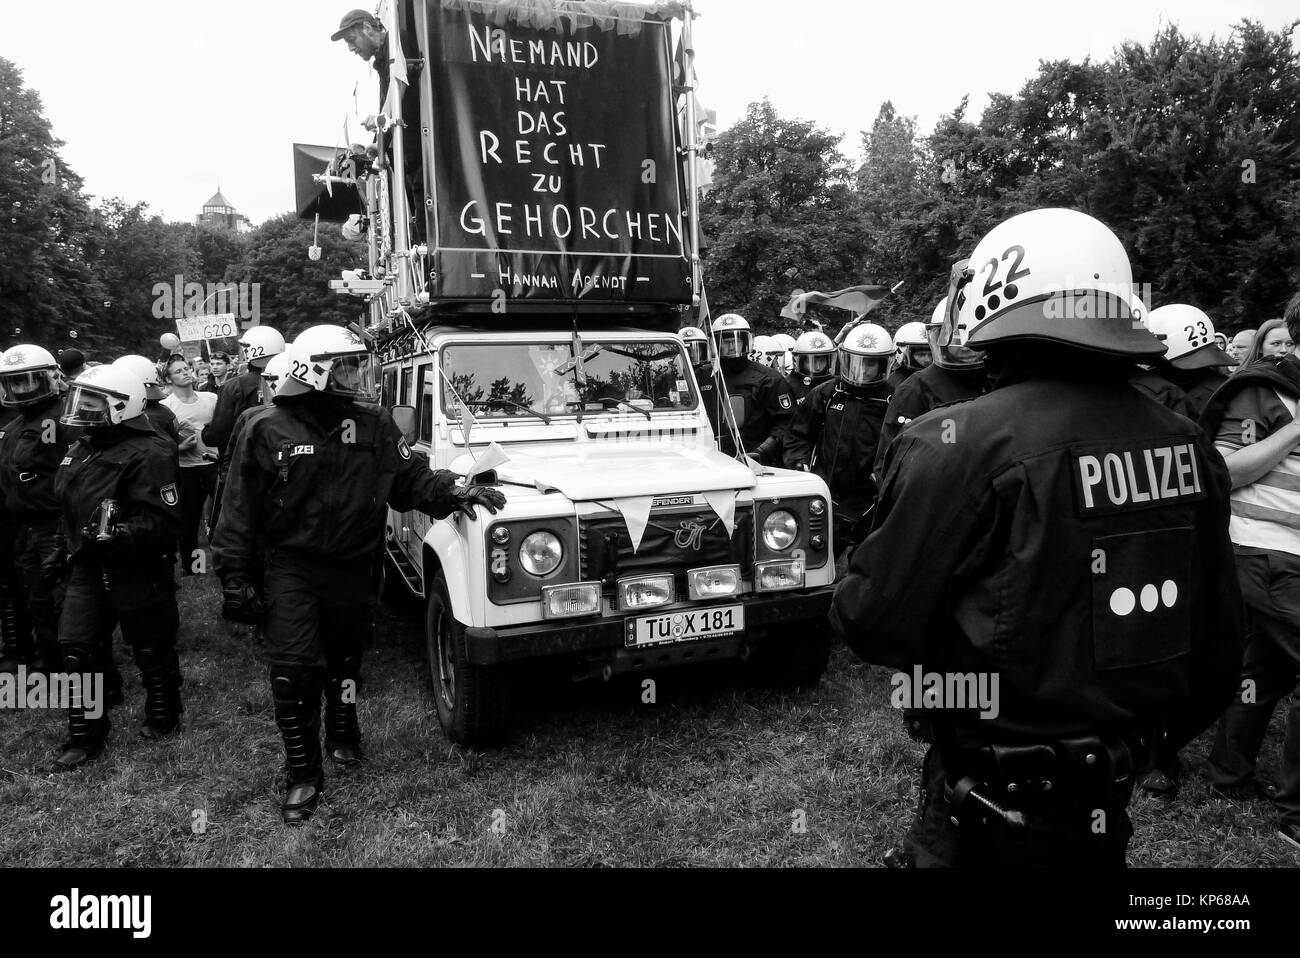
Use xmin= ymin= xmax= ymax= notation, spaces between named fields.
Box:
xmin=464 ymin=586 xmax=833 ymax=668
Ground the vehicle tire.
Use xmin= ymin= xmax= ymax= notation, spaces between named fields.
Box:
xmin=425 ymin=570 xmax=509 ymax=746
xmin=744 ymin=618 xmax=832 ymax=688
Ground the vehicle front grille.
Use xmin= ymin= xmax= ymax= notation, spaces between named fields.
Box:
xmin=579 ymin=508 xmax=753 ymax=592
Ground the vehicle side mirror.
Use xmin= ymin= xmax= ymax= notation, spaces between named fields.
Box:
xmin=391 ymin=404 xmax=417 ymax=443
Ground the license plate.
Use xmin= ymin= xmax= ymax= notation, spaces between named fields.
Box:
xmin=626 ymin=605 xmax=745 ymax=648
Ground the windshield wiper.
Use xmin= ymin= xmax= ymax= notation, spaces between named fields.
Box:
xmin=599 ymin=397 xmax=653 ymax=420
xmin=461 ymin=399 xmax=552 ymax=425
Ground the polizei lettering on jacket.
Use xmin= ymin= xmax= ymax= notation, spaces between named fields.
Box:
xmin=1071 ymin=441 xmax=1205 ymax=516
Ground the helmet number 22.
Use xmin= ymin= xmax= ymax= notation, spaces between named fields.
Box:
xmin=981 ymin=245 xmax=1032 ymax=297
xmin=291 ymin=360 xmax=310 ymax=379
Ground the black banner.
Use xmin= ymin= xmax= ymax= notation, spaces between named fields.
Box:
xmin=425 ymin=0 xmax=691 ymax=304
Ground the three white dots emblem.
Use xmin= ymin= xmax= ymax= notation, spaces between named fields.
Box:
xmin=1109 ymin=580 xmax=1178 ymax=616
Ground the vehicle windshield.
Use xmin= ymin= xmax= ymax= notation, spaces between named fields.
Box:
xmin=441 ymin=340 xmax=696 ymax=419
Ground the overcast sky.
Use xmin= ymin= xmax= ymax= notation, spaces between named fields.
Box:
xmin=1 ymin=0 xmax=1292 ymax=225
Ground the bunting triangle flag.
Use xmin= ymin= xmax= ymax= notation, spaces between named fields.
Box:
xmin=615 ymin=496 xmax=655 ymax=554
xmin=702 ymin=489 xmax=737 ymax=538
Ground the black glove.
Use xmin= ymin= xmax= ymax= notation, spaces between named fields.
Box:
xmin=80 ymin=524 xmax=133 ymax=559
xmin=222 ymin=582 xmax=265 ymax=624
xmin=752 ymin=437 xmax=780 ymax=465
xmin=450 ymin=484 xmax=507 ymax=520
xmin=40 ymin=544 xmax=71 ymax=581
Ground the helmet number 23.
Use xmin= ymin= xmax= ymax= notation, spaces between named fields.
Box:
xmin=1185 ymin=322 xmax=1210 ymax=348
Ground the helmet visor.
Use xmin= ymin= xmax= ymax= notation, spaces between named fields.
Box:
xmin=905 ymin=346 xmax=932 ymax=369
xmin=840 ymin=354 xmax=886 ymax=387
xmin=61 ymin=384 xmax=113 ymax=427
xmin=0 ymin=370 xmax=53 ymax=407
xmin=796 ymin=354 xmax=834 ymax=377
xmin=684 ymin=340 xmax=709 ymax=366
xmin=715 ymin=330 xmax=750 ymax=359
xmin=321 ymin=352 xmax=379 ymax=402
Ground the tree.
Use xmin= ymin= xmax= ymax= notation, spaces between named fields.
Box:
xmin=0 ymin=58 xmax=107 ymax=355
xmin=699 ymin=99 xmax=872 ymax=333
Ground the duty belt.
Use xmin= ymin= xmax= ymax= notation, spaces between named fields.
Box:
xmin=941 ymin=731 xmax=1154 ymax=830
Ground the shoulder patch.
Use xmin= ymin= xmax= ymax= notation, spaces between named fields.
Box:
xmin=59 ymin=456 xmax=73 ymax=466
xmin=779 ymin=393 xmax=792 ymax=410
xmin=160 ymin=482 xmax=178 ymax=506
xmin=397 ymin=437 xmax=412 ymax=460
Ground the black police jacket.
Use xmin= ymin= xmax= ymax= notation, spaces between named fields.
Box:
xmin=1159 ymin=365 xmax=1228 ymax=421
xmin=144 ymin=401 xmax=181 ymax=447
xmin=54 ymin=420 xmax=180 ymax=564
xmin=203 ymin=370 xmax=263 ymax=452
xmin=784 ymin=379 xmax=891 ymax=514
xmin=211 ymin=395 xmax=460 ymax=583
xmin=0 ymin=397 xmax=82 ymax=523
xmin=1128 ymin=369 xmax=1190 ymax=417
xmin=785 ymin=371 xmax=833 ymax=405
xmin=831 ymin=374 xmax=1243 ymax=750
xmin=874 ymin=362 xmax=987 ymax=478
xmin=696 ymin=359 xmax=794 ymax=461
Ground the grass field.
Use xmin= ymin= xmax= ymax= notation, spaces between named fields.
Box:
xmin=1 ymin=570 xmax=1295 ymax=867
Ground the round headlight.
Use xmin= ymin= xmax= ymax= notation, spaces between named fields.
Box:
xmin=519 ymin=531 xmax=563 ymax=576
xmin=762 ymin=510 xmax=798 ymax=551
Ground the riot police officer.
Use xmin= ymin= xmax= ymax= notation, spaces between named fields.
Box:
xmin=831 ymin=209 xmax=1243 ymax=867
xmin=112 ymin=355 xmax=181 ymax=446
xmin=785 ymin=330 xmax=837 ymax=404
xmin=1144 ymin=305 xmax=1234 ymax=419
xmin=205 ymin=327 xmax=287 ymax=531
xmin=52 ymin=365 xmax=184 ymax=770
xmin=696 ymin=313 xmax=795 ymax=465
xmin=0 ymin=345 xmax=78 ymax=673
xmin=784 ymin=323 xmax=893 ymax=555
xmin=873 ymin=296 xmax=988 ymax=478
xmin=887 ymin=321 xmax=931 ymax=391
xmin=678 ymin=326 xmax=709 ymax=367
xmin=212 ymin=325 xmax=505 ymax=824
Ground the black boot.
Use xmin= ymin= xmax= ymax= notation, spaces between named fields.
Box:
xmin=272 ymin=665 xmax=325 ymax=825
xmin=51 ymin=647 xmax=111 ymax=771
xmin=102 ymin=628 xmax=123 ymax=708
xmin=0 ymin=585 xmax=35 ymax=673
xmin=135 ymin=645 xmax=183 ymax=737
xmin=325 ymin=654 xmax=364 ymax=767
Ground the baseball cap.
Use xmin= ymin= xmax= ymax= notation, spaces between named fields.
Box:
xmin=331 ymin=9 xmax=380 ymax=40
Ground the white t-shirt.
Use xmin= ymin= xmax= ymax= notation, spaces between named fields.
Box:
xmin=162 ymin=391 xmax=219 ymax=468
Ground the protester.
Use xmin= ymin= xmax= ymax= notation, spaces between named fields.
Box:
xmin=1233 ymin=319 xmax=1292 ymax=373
xmin=160 ymin=357 xmax=218 ymax=576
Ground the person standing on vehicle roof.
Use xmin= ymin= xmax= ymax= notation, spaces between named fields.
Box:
xmin=784 ymin=323 xmax=894 ymax=558
xmin=786 ymin=330 xmax=837 ymax=404
xmin=695 ymin=313 xmax=795 ymax=466
xmin=212 ymin=324 xmax=506 ymax=825
xmin=873 ymin=296 xmax=988 ymax=479
xmin=51 ymin=365 xmax=184 ymax=770
xmin=204 ymin=326 xmax=286 ymax=531
xmin=831 ymin=208 xmax=1243 ymax=867
xmin=0 ymin=345 xmax=82 ymax=674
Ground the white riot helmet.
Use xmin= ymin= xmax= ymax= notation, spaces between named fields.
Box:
xmin=771 ymin=333 xmax=797 ymax=373
xmin=926 ymin=295 xmax=978 ymax=369
xmin=278 ymin=324 xmax=378 ymax=401
xmin=1146 ymin=304 xmax=1235 ymax=370
xmin=839 ymin=323 xmax=893 ymax=387
xmin=111 ymin=354 xmax=166 ymax=402
xmin=711 ymin=313 xmax=751 ymax=360
xmin=946 ymin=209 xmax=1163 ymax=360
xmin=679 ymin=326 xmax=709 ymax=366
xmin=751 ymin=335 xmax=778 ymax=365
xmin=793 ymin=330 xmax=836 ymax=380
xmin=0 ymin=344 xmax=59 ymax=408
xmin=893 ymin=321 xmax=932 ymax=372
xmin=62 ymin=364 xmax=146 ymax=428
xmin=238 ymin=325 xmax=286 ymax=370
xmin=259 ymin=351 xmax=292 ymax=399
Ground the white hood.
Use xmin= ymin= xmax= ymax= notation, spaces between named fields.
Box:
xmin=479 ymin=444 xmax=757 ymax=500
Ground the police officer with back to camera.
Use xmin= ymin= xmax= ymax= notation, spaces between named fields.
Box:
xmin=1144 ymin=305 xmax=1234 ymax=420
xmin=1125 ymin=298 xmax=1191 ymax=416
xmin=887 ymin=321 xmax=932 ymax=391
xmin=874 ymin=296 xmax=988 ymax=478
xmin=204 ymin=326 xmax=286 ymax=530
xmin=785 ymin=323 xmax=894 ymax=556
xmin=51 ymin=365 xmax=184 ymax=770
xmin=112 ymin=355 xmax=181 ymax=447
xmin=695 ymin=313 xmax=795 ymax=465
xmin=212 ymin=324 xmax=506 ymax=825
xmin=830 ymin=209 xmax=1243 ymax=867
xmin=0 ymin=345 xmax=80 ymax=674
xmin=785 ymin=330 xmax=837 ymax=404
